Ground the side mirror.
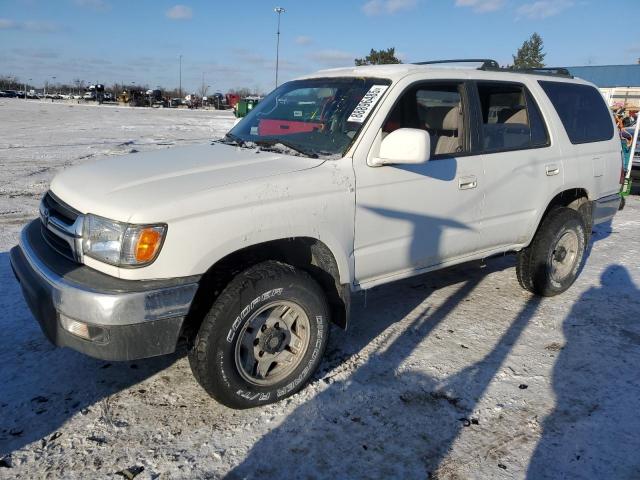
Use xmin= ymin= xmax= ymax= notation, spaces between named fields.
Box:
xmin=370 ymin=128 xmax=431 ymax=167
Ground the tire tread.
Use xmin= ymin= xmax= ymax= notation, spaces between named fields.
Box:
xmin=188 ymin=260 xmax=327 ymax=408
xmin=515 ymin=207 xmax=586 ymax=297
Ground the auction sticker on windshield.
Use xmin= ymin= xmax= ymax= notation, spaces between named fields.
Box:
xmin=347 ymin=85 xmax=389 ymax=123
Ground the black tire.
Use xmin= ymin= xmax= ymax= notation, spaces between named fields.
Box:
xmin=516 ymin=207 xmax=587 ymax=297
xmin=188 ymin=261 xmax=330 ymax=409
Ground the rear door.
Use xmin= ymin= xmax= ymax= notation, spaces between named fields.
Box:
xmin=470 ymin=80 xmax=563 ymax=249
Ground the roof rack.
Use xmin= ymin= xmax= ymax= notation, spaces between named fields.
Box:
xmin=413 ymin=59 xmax=574 ymax=78
xmin=510 ymin=67 xmax=573 ymax=77
xmin=413 ymin=59 xmax=500 ymax=69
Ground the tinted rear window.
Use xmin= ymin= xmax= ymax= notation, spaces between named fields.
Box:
xmin=539 ymin=81 xmax=614 ymax=144
xmin=476 ymin=82 xmax=550 ymax=152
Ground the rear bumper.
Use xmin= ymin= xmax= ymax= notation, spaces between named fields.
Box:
xmin=10 ymin=220 xmax=200 ymax=361
xmin=593 ymin=193 xmax=622 ymax=225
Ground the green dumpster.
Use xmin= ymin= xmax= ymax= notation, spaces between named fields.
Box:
xmin=235 ymin=98 xmax=260 ymax=118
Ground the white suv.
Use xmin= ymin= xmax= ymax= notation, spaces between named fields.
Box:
xmin=11 ymin=60 xmax=623 ymax=408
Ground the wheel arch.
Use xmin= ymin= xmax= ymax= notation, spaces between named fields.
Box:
xmin=182 ymin=237 xmax=351 ymax=344
xmin=527 ymin=187 xmax=592 ymax=247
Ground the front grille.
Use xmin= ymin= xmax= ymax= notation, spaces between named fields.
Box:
xmin=42 ymin=192 xmax=79 ymax=226
xmin=41 ymin=224 xmax=75 ymax=259
xmin=39 ymin=191 xmax=82 ymax=262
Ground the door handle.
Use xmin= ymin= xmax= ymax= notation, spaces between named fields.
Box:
xmin=458 ymin=176 xmax=477 ymax=190
xmin=545 ymin=164 xmax=560 ymax=176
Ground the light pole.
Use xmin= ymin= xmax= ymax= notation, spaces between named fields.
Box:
xmin=179 ymin=54 xmax=183 ymax=99
xmin=24 ymin=78 xmax=31 ymax=99
xmin=45 ymin=76 xmax=56 ymax=99
xmin=274 ymin=7 xmax=285 ymax=89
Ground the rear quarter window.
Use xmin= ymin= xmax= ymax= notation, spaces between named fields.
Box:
xmin=539 ymin=81 xmax=614 ymax=144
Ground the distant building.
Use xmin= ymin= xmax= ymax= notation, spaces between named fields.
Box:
xmin=565 ymin=64 xmax=640 ymax=110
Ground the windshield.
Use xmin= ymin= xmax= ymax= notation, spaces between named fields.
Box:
xmin=226 ymin=77 xmax=391 ymax=158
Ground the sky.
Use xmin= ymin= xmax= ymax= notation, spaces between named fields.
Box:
xmin=1 ymin=0 xmax=639 ymax=94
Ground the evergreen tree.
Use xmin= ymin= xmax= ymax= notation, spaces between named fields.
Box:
xmin=355 ymin=48 xmax=402 ymax=66
xmin=512 ymin=33 xmax=546 ymax=69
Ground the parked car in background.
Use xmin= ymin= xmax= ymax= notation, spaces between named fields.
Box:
xmin=146 ymin=89 xmax=167 ymax=107
xmin=184 ymin=94 xmax=201 ymax=108
xmin=207 ymin=92 xmax=230 ymax=109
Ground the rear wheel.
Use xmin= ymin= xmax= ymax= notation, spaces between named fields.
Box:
xmin=188 ymin=261 xmax=329 ymax=409
xmin=516 ymin=207 xmax=587 ymax=297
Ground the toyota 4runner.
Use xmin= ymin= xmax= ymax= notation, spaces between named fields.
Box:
xmin=10 ymin=60 xmax=623 ymax=408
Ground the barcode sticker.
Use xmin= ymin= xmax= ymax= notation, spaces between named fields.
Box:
xmin=347 ymin=85 xmax=389 ymax=123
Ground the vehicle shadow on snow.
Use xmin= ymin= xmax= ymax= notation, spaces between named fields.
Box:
xmin=0 ymin=252 xmax=181 ymax=455
xmin=227 ymin=257 xmax=541 ymax=478
xmin=226 ymin=200 xmax=546 ymax=478
xmin=585 ymin=219 xmax=614 ymax=257
xmin=527 ymin=265 xmax=640 ymax=479
xmin=227 ymin=208 xmax=613 ymax=478
xmin=0 ymin=209 xmax=615 ymax=470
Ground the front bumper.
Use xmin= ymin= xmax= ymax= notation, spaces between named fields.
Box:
xmin=10 ymin=220 xmax=200 ymax=361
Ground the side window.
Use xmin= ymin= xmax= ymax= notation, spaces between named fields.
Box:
xmin=383 ymin=83 xmax=467 ymax=157
xmin=526 ymin=90 xmax=549 ymax=147
xmin=477 ymin=82 xmax=549 ymax=152
xmin=539 ymin=81 xmax=614 ymax=144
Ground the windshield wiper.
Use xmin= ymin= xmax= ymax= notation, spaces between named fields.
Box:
xmin=219 ymin=132 xmax=246 ymax=147
xmin=254 ymin=139 xmax=319 ymax=159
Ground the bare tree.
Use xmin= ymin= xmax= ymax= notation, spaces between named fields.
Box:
xmin=198 ymin=83 xmax=209 ymax=99
xmin=73 ymin=78 xmax=85 ymax=95
xmin=229 ymin=87 xmax=252 ymax=98
xmin=0 ymin=75 xmax=26 ymax=90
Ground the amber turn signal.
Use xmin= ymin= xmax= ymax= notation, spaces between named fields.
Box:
xmin=135 ymin=228 xmax=163 ymax=263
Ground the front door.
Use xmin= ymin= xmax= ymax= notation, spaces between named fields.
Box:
xmin=353 ymin=81 xmax=484 ymax=286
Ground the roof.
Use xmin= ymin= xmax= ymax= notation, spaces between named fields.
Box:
xmin=565 ymin=65 xmax=640 ymax=87
xmin=298 ymin=63 xmax=585 ymax=84
xmin=298 ymin=64 xmax=427 ymax=82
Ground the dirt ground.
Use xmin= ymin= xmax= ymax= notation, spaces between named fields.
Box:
xmin=1 ymin=99 xmax=639 ymax=479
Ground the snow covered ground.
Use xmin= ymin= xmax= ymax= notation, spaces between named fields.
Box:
xmin=1 ymin=98 xmax=639 ymax=479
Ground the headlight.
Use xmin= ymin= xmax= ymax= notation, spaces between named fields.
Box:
xmin=82 ymin=214 xmax=167 ymax=267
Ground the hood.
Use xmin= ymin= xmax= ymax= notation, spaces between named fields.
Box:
xmin=50 ymin=143 xmax=324 ymax=222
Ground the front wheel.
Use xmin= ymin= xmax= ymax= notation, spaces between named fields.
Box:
xmin=188 ymin=261 xmax=330 ymax=409
xmin=516 ymin=207 xmax=587 ymax=297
